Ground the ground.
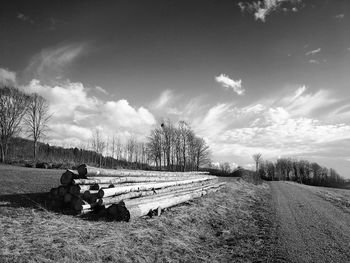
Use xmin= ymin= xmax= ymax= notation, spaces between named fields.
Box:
xmin=0 ymin=165 xmax=274 ymax=263
xmin=2 ymin=165 xmax=349 ymax=262
xmin=270 ymin=181 xmax=350 ymax=263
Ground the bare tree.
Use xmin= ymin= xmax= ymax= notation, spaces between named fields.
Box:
xmin=147 ymin=128 xmax=162 ymax=169
xmin=0 ymin=86 xmax=30 ymax=162
xmin=178 ymin=121 xmax=191 ymax=171
xmin=252 ymin=153 xmax=262 ymax=172
xmin=126 ymin=136 xmax=137 ymax=163
xmin=91 ymin=128 xmax=105 ymax=167
xmin=194 ymin=137 xmax=211 ymax=170
xmin=23 ymin=93 xmax=51 ymax=160
xmin=220 ymin=162 xmax=231 ymax=173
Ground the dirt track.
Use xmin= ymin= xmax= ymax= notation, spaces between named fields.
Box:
xmin=270 ymin=182 xmax=350 ymax=263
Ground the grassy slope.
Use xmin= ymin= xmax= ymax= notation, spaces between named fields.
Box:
xmin=285 ymin=182 xmax=350 ymax=213
xmin=0 ymin=165 xmax=275 ymax=263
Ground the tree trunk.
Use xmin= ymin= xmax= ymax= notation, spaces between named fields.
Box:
xmin=77 ymin=164 xmax=209 ymax=177
xmin=109 ymin=183 xmax=225 ymax=221
xmin=2 ymin=143 xmax=8 ymax=163
xmin=98 ymin=179 xmax=219 ymax=206
xmin=97 ymin=177 xmax=214 ymax=198
xmin=33 ymin=139 xmax=37 ymax=160
xmin=0 ymin=144 xmax=4 ymax=163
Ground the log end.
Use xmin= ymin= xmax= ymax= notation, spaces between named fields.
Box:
xmin=60 ymin=171 xmax=72 ymax=185
xmin=107 ymin=203 xmax=130 ymax=222
xmin=77 ymin=164 xmax=88 ymax=176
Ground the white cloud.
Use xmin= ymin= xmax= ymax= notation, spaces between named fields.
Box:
xmin=102 ymin=100 xmax=155 ymax=129
xmin=95 ymin=86 xmax=108 ymax=94
xmin=309 ymin=59 xmax=319 ymax=64
xmin=292 ymin=85 xmax=306 ymax=99
xmin=22 ymin=79 xmax=156 ymax=147
xmin=151 ymin=89 xmax=173 ymax=109
xmin=284 ymin=89 xmax=337 ymax=117
xmin=305 ymin=48 xmax=321 ymax=56
xmin=238 ymin=0 xmax=301 ymax=22
xmin=25 ymin=43 xmax=86 ymax=82
xmin=189 ymin=86 xmax=349 ymax=167
xmin=215 ymin=74 xmax=244 ymax=95
xmin=0 ymin=68 xmax=16 ymax=86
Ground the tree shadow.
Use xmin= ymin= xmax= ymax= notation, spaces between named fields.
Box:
xmin=0 ymin=192 xmax=121 ymax=221
xmin=0 ymin=192 xmax=50 ymax=210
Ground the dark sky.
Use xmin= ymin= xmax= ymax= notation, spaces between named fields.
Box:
xmin=1 ymin=0 xmax=350 ymax=176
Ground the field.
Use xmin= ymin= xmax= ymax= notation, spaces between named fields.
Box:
xmin=0 ymin=164 xmax=275 ymax=263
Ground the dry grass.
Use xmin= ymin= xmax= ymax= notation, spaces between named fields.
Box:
xmin=285 ymin=181 xmax=350 ymax=213
xmin=315 ymin=188 xmax=350 ymax=212
xmin=0 ymin=165 xmax=275 ymax=263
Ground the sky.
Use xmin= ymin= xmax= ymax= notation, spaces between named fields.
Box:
xmin=0 ymin=0 xmax=350 ymax=177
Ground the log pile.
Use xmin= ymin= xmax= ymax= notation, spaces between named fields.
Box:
xmin=49 ymin=164 xmax=225 ymax=221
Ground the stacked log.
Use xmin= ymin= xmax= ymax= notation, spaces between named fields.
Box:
xmin=50 ymin=164 xmax=225 ymax=221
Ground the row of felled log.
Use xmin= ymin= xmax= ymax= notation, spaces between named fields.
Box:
xmin=50 ymin=164 xmax=225 ymax=221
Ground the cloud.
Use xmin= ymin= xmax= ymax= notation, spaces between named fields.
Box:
xmin=305 ymin=48 xmax=321 ymax=56
xmin=95 ymin=86 xmax=108 ymax=94
xmin=215 ymin=74 xmax=244 ymax=95
xmin=25 ymin=43 xmax=86 ymax=83
xmin=151 ymin=89 xmax=173 ymax=109
xmin=188 ymin=86 xmax=349 ymax=168
xmin=278 ymin=87 xmax=337 ymax=117
xmin=22 ymin=79 xmax=156 ymax=146
xmin=0 ymin=68 xmax=16 ymax=86
xmin=102 ymin=100 xmax=155 ymax=129
xmin=308 ymin=59 xmax=319 ymax=64
xmin=238 ymin=0 xmax=301 ymax=22
xmin=334 ymin=14 xmax=345 ymax=20
xmin=17 ymin=13 xmax=34 ymax=23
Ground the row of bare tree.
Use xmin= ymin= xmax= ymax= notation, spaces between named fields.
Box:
xmin=0 ymin=86 xmax=50 ymax=163
xmin=147 ymin=120 xmax=211 ymax=171
xmin=89 ymin=119 xmax=211 ymax=171
xmin=256 ymin=156 xmax=346 ymax=188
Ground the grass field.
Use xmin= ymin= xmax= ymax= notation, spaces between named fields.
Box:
xmin=0 ymin=164 xmax=275 ymax=263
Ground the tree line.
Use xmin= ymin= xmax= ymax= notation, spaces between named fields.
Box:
xmin=89 ymin=119 xmax=211 ymax=171
xmin=1 ymin=85 xmax=211 ymax=171
xmin=256 ymin=155 xmax=347 ymax=188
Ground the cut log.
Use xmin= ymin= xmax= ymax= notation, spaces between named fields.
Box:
xmin=97 ymin=179 xmax=218 ymax=206
xmin=82 ymin=190 xmax=99 ymax=203
xmin=124 ymin=184 xmax=224 ymax=220
xmin=58 ymin=185 xmax=68 ymax=196
xmin=77 ymin=164 xmax=209 ymax=177
xmin=75 ymin=175 xmax=212 ymax=186
xmin=106 ymin=183 xmax=225 ymax=221
xmin=69 ymin=185 xmax=91 ymax=195
xmin=107 ymin=202 xmax=130 ymax=221
xmin=124 ymin=182 xmax=225 ymax=207
xmin=97 ymin=177 xmax=213 ymax=198
xmin=70 ymin=196 xmax=84 ymax=210
xmin=50 ymin=187 xmax=58 ymax=197
xmin=60 ymin=169 xmax=84 ymax=185
xmin=74 ymin=202 xmax=97 ymax=211
xmin=90 ymin=183 xmax=115 ymax=190
xmin=78 ymin=208 xmax=94 ymax=215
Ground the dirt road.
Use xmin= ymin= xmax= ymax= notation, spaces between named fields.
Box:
xmin=270 ymin=182 xmax=350 ymax=263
